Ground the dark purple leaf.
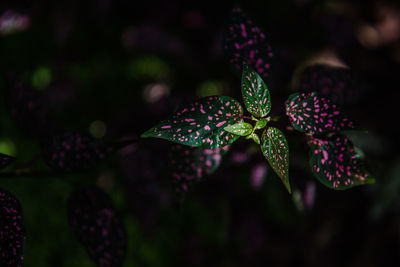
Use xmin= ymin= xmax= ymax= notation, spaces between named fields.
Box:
xmin=299 ymin=64 xmax=359 ymax=106
xmin=141 ymin=96 xmax=243 ymax=149
xmin=68 ymin=187 xmax=127 ymax=267
xmin=0 ymin=188 xmax=25 ymax=267
xmin=41 ymin=132 xmax=109 ymax=172
xmin=169 ymin=144 xmax=229 ymax=193
xmin=285 ymin=92 xmax=355 ymax=134
xmin=223 ymin=8 xmax=273 ymax=79
xmin=308 ymin=135 xmax=375 ymax=190
xmin=0 ymin=153 xmax=15 ymax=170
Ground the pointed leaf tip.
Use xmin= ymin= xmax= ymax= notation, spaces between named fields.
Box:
xmin=0 ymin=153 xmax=16 ymax=170
xmin=241 ymin=62 xmax=271 ymax=118
xmin=141 ymin=96 xmax=244 ymax=149
xmin=285 ymin=92 xmax=356 ymax=134
xmin=223 ymin=8 xmax=274 ymax=78
xmin=308 ymin=134 xmax=374 ymax=190
xmin=261 ymin=127 xmax=291 ymax=193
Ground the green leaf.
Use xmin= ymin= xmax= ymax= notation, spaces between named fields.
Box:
xmin=308 ymin=134 xmax=375 ymax=190
xmin=255 ymin=118 xmax=269 ymax=130
xmin=224 ymin=122 xmax=253 ymax=136
xmin=261 ymin=127 xmax=290 ymax=193
xmin=247 ymin=132 xmax=260 ymax=145
xmin=285 ymin=92 xmax=355 ymax=134
xmin=241 ymin=62 xmax=271 ymax=118
xmin=141 ymin=96 xmax=244 ymax=149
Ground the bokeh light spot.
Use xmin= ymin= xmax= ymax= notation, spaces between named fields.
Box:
xmin=197 ymin=80 xmax=228 ymax=98
xmin=0 ymin=138 xmax=17 ymax=157
xmin=126 ymin=55 xmax=169 ymax=80
xmin=143 ymin=83 xmax=170 ymax=103
xmin=32 ymin=66 xmax=52 ymax=90
xmin=89 ymin=120 xmax=107 ymax=139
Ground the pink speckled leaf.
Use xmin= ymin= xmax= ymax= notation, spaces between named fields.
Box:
xmin=285 ymin=92 xmax=355 ymax=134
xmin=261 ymin=127 xmax=291 ymax=193
xmin=241 ymin=62 xmax=271 ymax=117
xmin=68 ymin=187 xmax=127 ymax=267
xmin=41 ymin=131 xmax=110 ymax=172
xmin=308 ymin=135 xmax=375 ymax=190
xmin=0 ymin=153 xmax=15 ymax=170
xmin=0 ymin=188 xmax=26 ymax=267
xmin=141 ymin=96 xmax=243 ymax=149
xmin=223 ymin=8 xmax=273 ymax=79
xmin=169 ymin=144 xmax=230 ymax=193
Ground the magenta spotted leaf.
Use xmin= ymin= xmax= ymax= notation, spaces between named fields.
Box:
xmin=0 ymin=153 xmax=15 ymax=170
xmin=0 ymin=188 xmax=26 ymax=267
xmin=141 ymin=96 xmax=244 ymax=149
xmin=308 ymin=135 xmax=375 ymax=190
xmin=41 ymin=131 xmax=110 ymax=172
xmin=223 ymin=8 xmax=274 ymax=79
xmin=241 ymin=62 xmax=271 ymax=117
xmin=285 ymin=92 xmax=355 ymax=134
xmin=170 ymin=144 xmax=230 ymax=193
xmin=68 ymin=187 xmax=127 ymax=267
xmin=261 ymin=127 xmax=290 ymax=193
xmin=224 ymin=122 xmax=253 ymax=136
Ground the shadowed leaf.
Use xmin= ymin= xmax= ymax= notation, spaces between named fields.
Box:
xmin=41 ymin=131 xmax=109 ymax=172
xmin=261 ymin=127 xmax=290 ymax=193
xmin=223 ymin=8 xmax=274 ymax=79
xmin=0 ymin=153 xmax=15 ymax=170
xmin=299 ymin=64 xmax=359 ymax=106
xmin=0 ymin=188 xmax=25 ymax=267
xmin=285 ymin=92 xmax=355 ymax=134
xmin=308 ymin=134 xmax=375 ymax=190
xmin=141 ymin=96 xmax=243 ymax=149
xmin=68 ymin=187 xmax=127 ymax=267
xmin=169 ymin=144 xmax=229 ymax=193
xmin=241 ymin=62 xmax=271 ymax=117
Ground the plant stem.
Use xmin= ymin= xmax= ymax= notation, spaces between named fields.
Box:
xmin=0 ymin=169 xmax=65 ymax=178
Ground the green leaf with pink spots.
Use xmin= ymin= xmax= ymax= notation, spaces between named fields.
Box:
xmin=308 ymin=135 xmax=375 ymax=190
xmin=285 ymin=92 xmax=355 ymax=134
xmin=222 ymin=8 xmax=274 ymax=79
xmin=261 ymin=127 xmax=291 ymax=193
xmin=241 ymin=62 xmax=271 ymax=117
xmin=224 ymin=122 xmax=253 ymax=136
xmin=169 ymin=145 xmax=230 ymax=193
xmin=141 ymin=96 xmax=244 ymax=149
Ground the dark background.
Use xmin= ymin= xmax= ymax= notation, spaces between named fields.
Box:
xmin=1 ymin=0 xmax=400 ymax=266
